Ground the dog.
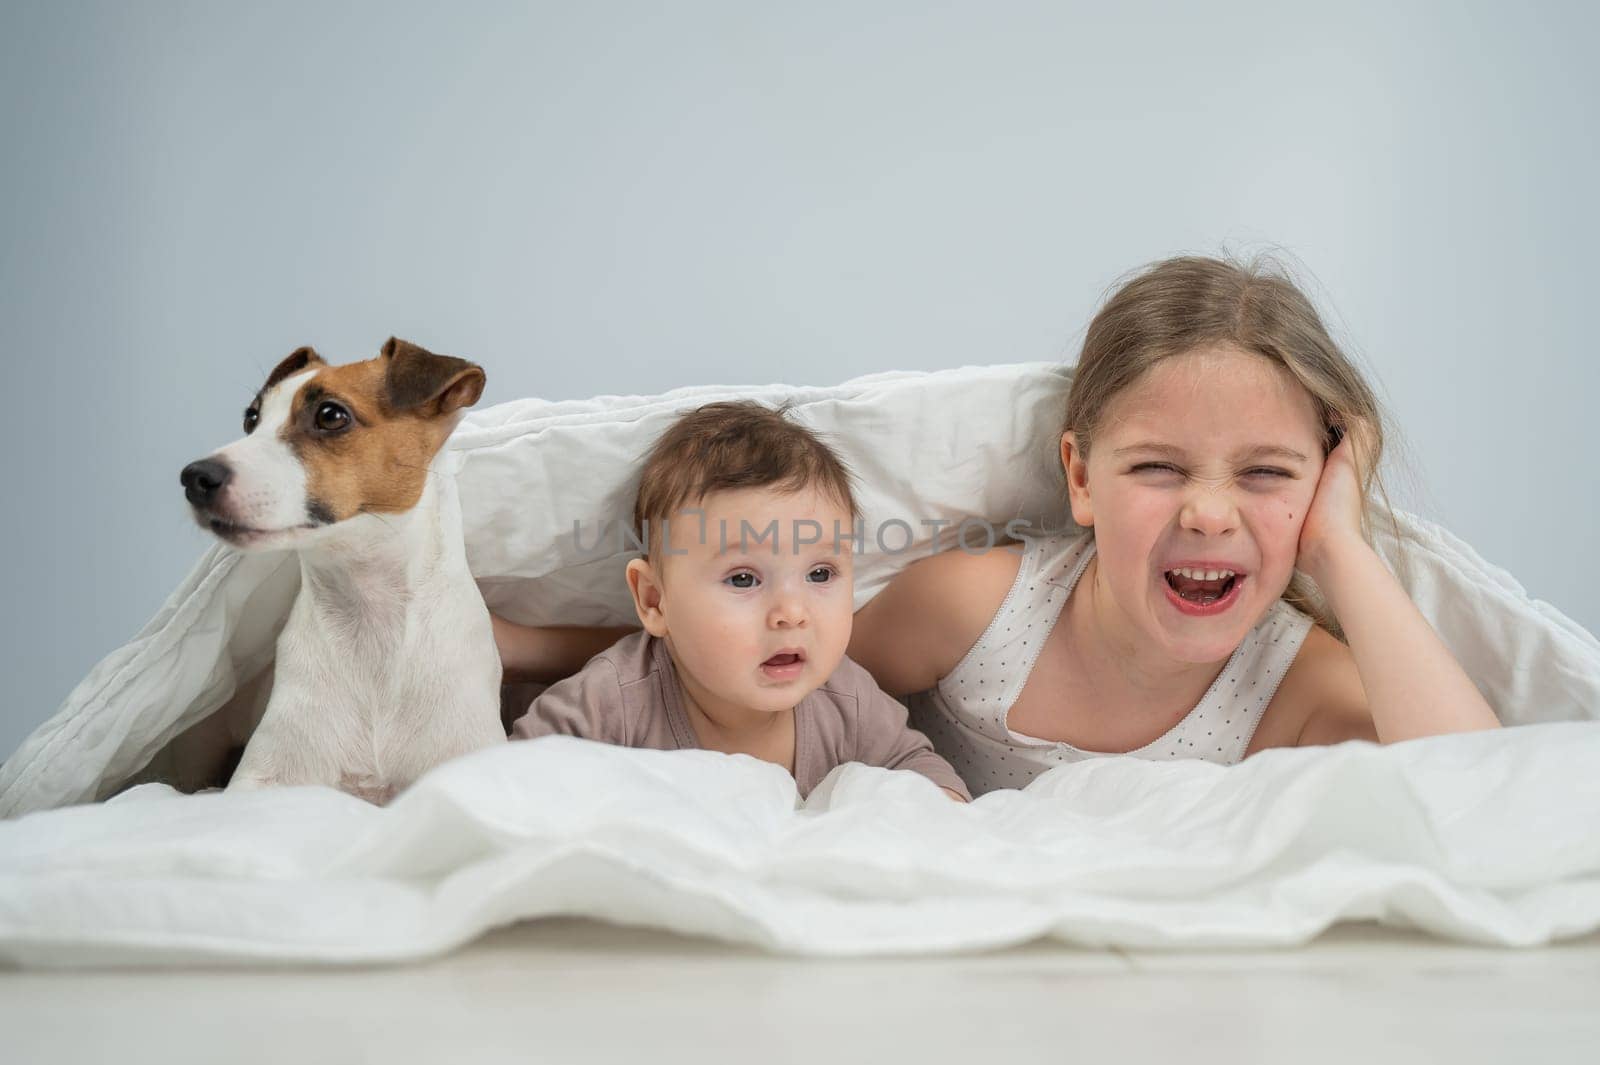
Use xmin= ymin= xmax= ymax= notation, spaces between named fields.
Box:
xmin=179 ymin=338 xmax=504 ymax=803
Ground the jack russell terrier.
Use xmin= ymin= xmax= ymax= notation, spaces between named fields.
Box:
xmin=179 ymin=338 xmax=504 ymax=803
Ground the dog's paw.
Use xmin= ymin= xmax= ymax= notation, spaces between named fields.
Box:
xmin=339 ymin=774 xmax=397 ymax=806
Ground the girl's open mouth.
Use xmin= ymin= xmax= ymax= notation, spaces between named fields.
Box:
xmin=1162 ymin=568 xmax=1244 ymax=617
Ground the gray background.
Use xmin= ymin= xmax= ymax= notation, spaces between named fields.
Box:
xmin=2 ymin=1 xmax=1595 ymax=760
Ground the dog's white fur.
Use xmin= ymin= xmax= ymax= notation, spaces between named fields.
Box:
xmin=205 ymin=369 xmax=326 ymax=544
xmin=195 ymin=363 xmax=503 ymax=802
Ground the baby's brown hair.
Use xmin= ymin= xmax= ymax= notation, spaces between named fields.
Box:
xmin=633 ymin=400 xmax=857 ymax=561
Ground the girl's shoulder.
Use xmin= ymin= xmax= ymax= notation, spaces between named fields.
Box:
xmin=1246 ymin=621 xmax=1375 ymax=755
xmin=848 ymin=541 xmax=1025 ymax=697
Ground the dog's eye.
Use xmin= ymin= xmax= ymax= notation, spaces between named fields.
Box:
xmin=315 ymin=402 xmax=351 ymax=432
xmin=243 ymin=407 xmax=260 ymax=434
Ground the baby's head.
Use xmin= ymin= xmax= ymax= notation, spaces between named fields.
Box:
xmin=1061 ymin=254 xmax=1387 ymax=657
xmin=626 ymin=401 xmax=859 ymax=715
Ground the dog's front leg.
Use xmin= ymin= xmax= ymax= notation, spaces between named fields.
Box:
xmin=225 ymin=702 xmax=314 ymax=792
xmin=225 ymin=768 xmax=277 ymax=791
xmin=226 ymin=733 xmax=284 ymax=791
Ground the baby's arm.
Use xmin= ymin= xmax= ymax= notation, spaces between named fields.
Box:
xmin=508 ymin=655 xmax=629 ymax=744
xmin=846 ymin=664 xmax=972 ymax=801
xmin=492 ymin=614 xmax=638 ymax=684
xmin=1295 ymin=430 xmax=1501 ymax=744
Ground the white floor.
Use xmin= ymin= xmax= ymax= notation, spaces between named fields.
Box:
xmin=4 ymin=920 xmax=1598 ymax=1064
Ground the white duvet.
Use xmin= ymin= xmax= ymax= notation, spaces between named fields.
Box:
xmin=2 ymin=362 xmax=1598 ymax=965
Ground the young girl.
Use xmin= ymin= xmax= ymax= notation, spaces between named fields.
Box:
xmin=847 ymin=255 xmax=1501 ymax=795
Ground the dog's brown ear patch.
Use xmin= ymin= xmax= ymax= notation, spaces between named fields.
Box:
xmin=263 ymin=346 xmax=325 ymax=393
xmin=381 ymin=337 xmax=486 ymax=417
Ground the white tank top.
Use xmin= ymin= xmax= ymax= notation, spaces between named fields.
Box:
xmin=906 ymin=532 xmax=1313 ymax=796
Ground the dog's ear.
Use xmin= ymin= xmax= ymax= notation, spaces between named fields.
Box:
xmin=380 ymin=337 xmax=486 ymax=417
xmin=263 ymin=346 xmax=325 ymax=392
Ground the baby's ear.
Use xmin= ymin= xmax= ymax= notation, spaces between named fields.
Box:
xmin=1061 ymin=431 xmax=1094 ymax=527
xmin=626 ymin=558 xmax=669 ymax=637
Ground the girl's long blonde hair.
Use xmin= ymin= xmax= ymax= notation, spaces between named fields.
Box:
xmin=1064 ymin=254 xmax=1391 ymax=637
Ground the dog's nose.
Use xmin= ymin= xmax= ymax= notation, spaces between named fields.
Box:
xmin=180 ymin=459 xmax=232 ymax=507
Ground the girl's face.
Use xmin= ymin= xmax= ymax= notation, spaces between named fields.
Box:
xmin=1062 ymin=345 xmax=1326 ymax=665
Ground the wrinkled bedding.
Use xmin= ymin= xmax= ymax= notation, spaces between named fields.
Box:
xmin=3 ymin=725 xmax=1599 ymax=966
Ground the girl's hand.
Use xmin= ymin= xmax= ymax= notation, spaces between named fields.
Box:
xmin=1296 ymin=421 xmax=1374 ymax=587
xmin=495 ymin=614 xmax=640 ymax=684
xmin=489 ymin=614 xmax=534 ymax=671
xmin=1288 ymin=419 xmax=1502 ymax=743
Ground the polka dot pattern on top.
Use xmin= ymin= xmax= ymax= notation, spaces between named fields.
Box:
xmin=906 ymin=532 xmax=1313 ymax=797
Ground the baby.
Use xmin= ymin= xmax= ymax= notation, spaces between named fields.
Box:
xmin=500 ymin=400 xmax=970 ymax=802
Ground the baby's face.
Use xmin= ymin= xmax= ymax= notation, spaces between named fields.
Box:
xmin=1066 ymin=345 xmax=1327 ymax=665
xmin=651 ymin=487 xmax=856 ymax=715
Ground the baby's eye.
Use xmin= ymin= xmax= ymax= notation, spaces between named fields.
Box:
xmin=1243 ymin=467 xmax=1292 ymax=479
xmin=807 ymin=566 xmax=837 ymax=584
xmin=1130 ymin=462 xmax=1182 ymax=475
xmin=724 ymin=571 xmax=759 ymax=590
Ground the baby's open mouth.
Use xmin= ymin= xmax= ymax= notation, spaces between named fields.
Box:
xmin=763 ymin=651 xmax=805 ymax=667
xmin=1164 ymin=568 xmax=1241 ymax=606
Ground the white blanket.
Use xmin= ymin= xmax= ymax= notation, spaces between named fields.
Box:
xmin=3 ymin=725 xmax=1598 ymax=966
xmin=2 ymin=361 xmax=1598 ymax=965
